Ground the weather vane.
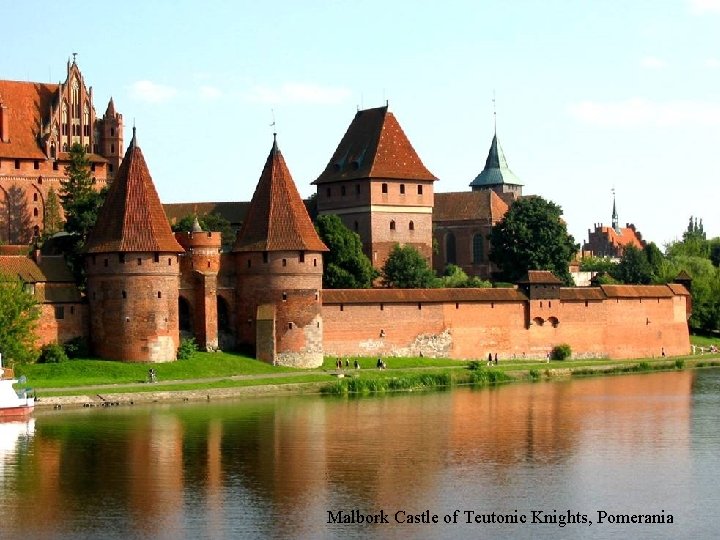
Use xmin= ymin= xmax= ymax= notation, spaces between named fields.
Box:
xmin=270 ymin=108 xmax=276 ymax=132
xmin=492 ymin=90 xmax=497 ymax=133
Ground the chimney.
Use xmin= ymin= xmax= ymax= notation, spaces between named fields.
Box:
xmin=0 ymin=102 xmax=9 ymax=143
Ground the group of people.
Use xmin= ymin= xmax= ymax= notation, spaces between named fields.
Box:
xmin=376 ymin=357 xmax=387 ymax=370
xmin=335 ymin=358 xmax=361 ymax=370
xmin=487 ymin=353 xmax=499 ymax=366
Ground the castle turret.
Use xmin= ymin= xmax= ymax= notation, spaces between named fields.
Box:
xmin=175 ymin=217 xmax=222 ymax=352
xmin=469 ymin=131 xmax=523 ymax=203
xmin=98 ymin=97 xmax=123 ymax=178
xmin=234 ymin=135 xmax=328 ymax=367
xmin=84 ymin=129 xmax=184 ymax=362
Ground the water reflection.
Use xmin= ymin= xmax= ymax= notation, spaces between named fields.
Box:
xmin=0 ymin=370 xmax=713 ymax=539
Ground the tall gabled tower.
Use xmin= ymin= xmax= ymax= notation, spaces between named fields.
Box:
xmin=84 ymin=129 xmax=184 ymax=362
xmin=313 ymin=105 xmax=437 ymax=269
xmin=97 ymin=97 xmax=123 ymax=178
xmin=234 ymin=135 xmax=328 ymax=367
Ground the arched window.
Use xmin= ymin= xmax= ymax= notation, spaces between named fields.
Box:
xmin=472 ymin=234 xmax=484 ymax=264
xmin=409 ymin=221 xmax=415 ymax=231
xmin=445 ymin=232 xmax=457 ymax=264
xmin=533 ymin=317 xmax=545 ymax=326
xmin=549 ymin=316 xmax=559 ymax=328
xmin=389 ymin=220 xmax=396 ymax=230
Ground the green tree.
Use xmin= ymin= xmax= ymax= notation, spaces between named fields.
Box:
xmin=437 ymin=264 xmax=491 ymax=288
xmin=489 ymin=196 xmax=577 ymax=285
xmin=664 ymin=256 xmax=720 ymax=332
xmin=315 ymin=214 xmax=377 ymax=288
xmin=613 ymin=245 xmax=652 ymax=284
xmin=171 ymin=212 xmax=236 ymax=249
xmin=382 ymin=243 xmax=436 ymax=288
xmin=643 ymin=242 xmax=665 ymax=282
xmin=59 ymin=143 xmax=107 ymax=285
xmin=43 ymin=186 xmax=63 ymax=239
xmin=0 ymin=273 xmax=40 ymax=364
xmin=579 ymin=255 xmax=617 ymax=273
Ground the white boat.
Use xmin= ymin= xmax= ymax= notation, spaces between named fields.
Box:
xmin=0 ymin=353 xmax=35 ymax=419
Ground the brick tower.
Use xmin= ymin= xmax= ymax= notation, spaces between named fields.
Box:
xmin=175 ymin=217 xmax=222 ymax=351
xmin=233 ymin=135 xmax=328 ymax=367
xmin=84 ymin=129 xmax=184 ymax=362
xmin=98 ymin=97 xmax=123 ymax=178
xmin=313 ymin=105 xmax=437 ymax=269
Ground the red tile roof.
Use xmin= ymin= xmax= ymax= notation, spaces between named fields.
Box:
xmin=0 ymin=254 xmax=73 ymax=283
xmin=559 ymin=288 xmax=607 ymax=301
xmin=323 ymin=287 xmax=526 ymax=304
xmin=0 ymin=80 xmax=58 ymax=159
xmin=667 ymin=283 xmax=690 ymax=296
xmin=518 ymin=270 xmax=564 ymax=284
xmin=85 ymin=135 xmax=183 ymax=254
xmin=234 ymin=137 xmax=327 ymax=253
xmin=600 ymin=284 xmax=675 ymax=298
xmin=313 ymin=106 xmax=437 ymax=184
xmin=433 ymin=190 xmax=509 ymax=222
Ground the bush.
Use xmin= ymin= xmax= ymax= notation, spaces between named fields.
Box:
xmin=64 ymin=336 xmax=89 ymax=359
xmin=38 ymin=343 xmax=68 ymax=364
xmin=467 ymin=360 xmax=482 ymax=371
xmin=675 ymin=359 xmax=685 ymax=370
xmin=177 ymin=337 xmax=198 ymax=360
xmin=551 ymin=344 xmax=572 ymax=361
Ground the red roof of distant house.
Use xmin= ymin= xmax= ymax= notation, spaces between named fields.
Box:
xmin=0 ymin=80 xmax=58 ymax=159
xmin=85 ymin=134 xmax=183 ymax=254
xmin=433 ymin=190 xmax=509 ymax=222
xmin=314 ymin=106 xmax=437 ymax=184
xmin=234 ymin=137 xmax=327 ymax=253
xmin=596 ymin=226 xmax=644 ymax=250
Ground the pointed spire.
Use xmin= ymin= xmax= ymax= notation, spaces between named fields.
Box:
xmin=234 ymin=136 xmax=327 ymax=253
xmin=469 ymin=132 xmax=523 ymax=189
xmin=191 ymin=216 xmax=203 ymax=233
xmin=131 ymin=124 xmax=137 ymax=147
xmin=85 ymin=138 xmax=183 ymax=254
xmin=611 ymin=189 xmax=620 ymax=233
xmin=105 ymin=97 xmax=116 ymax=117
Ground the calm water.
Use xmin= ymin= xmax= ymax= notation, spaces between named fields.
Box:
xmin=1 ymin=369 xmax=719 ymax=539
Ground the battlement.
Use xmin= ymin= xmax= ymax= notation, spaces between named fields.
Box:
xmin=175 ymin=230 xmax=222 ymax=250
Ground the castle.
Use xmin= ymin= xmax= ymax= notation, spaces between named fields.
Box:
xmin=0 ymin=61 xmax=691 ymax=365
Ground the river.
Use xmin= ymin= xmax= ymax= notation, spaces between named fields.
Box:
xmin=1 ymin=369 xmax=719 ymax=539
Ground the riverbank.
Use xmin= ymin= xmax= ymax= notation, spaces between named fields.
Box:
xmin=31 ymin=355 xmax=720 ymax=410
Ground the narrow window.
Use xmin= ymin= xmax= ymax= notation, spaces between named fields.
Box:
xmin=53 ymin=162 xmax=59 ymax=171
xmin=70 ymin=306 xmax=75 ymax=315
xmin=400 ymin=184 xmax=405 ymax=194
xmin=409 ymin=221 xmax=415 ymax=231
xmin=15 ymin=159 xmax=20 ymax=169
xmin=380 ymin=303 xmax=384 ymax=311
xmin=381 ymin=183 xmax=388 ymax=194
xmin=91 ymin=163 xmax=96 ymax=171
xmin=341 ymin=185 xmax=346 ymax=196
xmin=137 ymin=258 xmax=142 ymax=266
xmin=154 ymin=253 xmax=159 ymax=263
xmin=247 ymin=259 xmax=251 ymax=268
xmin=418 ymin=303 xmax=422 ymax=310
xmin=282 ymin=258 xmax=287 ymax=267
xmin=282 ymin=292 xmax=287 ymax=301
xmin=111 ymin=143 xmax=115 ymax=153
xmin=92 ymin=255 xmax=96 ymax=265
xmin=168 ymin=258 xmax=172 ymax=266
xmin=263 ymin=252 xmax=268 ymax=263
xmin=33 ymin=208 xmax=39 ymax=217
xmin=33 ymin=193 xmax=38 ymax=202
xmin=119 ymin=254 xmax=125 ymax=264
xmin=313 ymin=258 xmax=317 ymax=267
xmin=158 ymin=291 xmax=162 ymax=298
xmin=417 ymin=185 xmax=423 ymax=195
xmin=104 ymin=258 xmax=108 ymax=267
xmin=109 ymin=164 xmax=114 ymax=173
xmin=585 ymin=300 xmax=589 ymax=307
xmin=354 ymin=221 xmax=359 ymax=232
xmin=33 ymin=161 xmax=39 ymax=170
xmin=122 ymin=291 xmax=127 ymax=299
xmin=340 ymin=304 xmax=344 ymax=311
xmin=455 ymin=302 xmax=459 ymax=309
xmin=390 ymin=220 xmax=396 ymax=230
xmin=54 ymin=306 xmax=65 ymax=320
xmin=288 ymin=322 xmax=293 ymax=329
xmin=299 ymin=251 xmax=305 ymax=263
xmin=355 ymin=184 xmax=361 ymax=195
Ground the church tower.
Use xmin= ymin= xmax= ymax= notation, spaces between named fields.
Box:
xmin=84 ymin=129 xmax=184 ymax=362
xmin=313 ymin=105 xmax=437 ymax=269
xmin=469 ymin=131 xmax=523 ymax=203
xmin=234 ymin=135 xmax=328 ymax=367
xmin=98 ymin=97 xmax=123 ymax=178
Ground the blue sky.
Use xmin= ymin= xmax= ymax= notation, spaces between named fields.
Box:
xmin=3 ymin=0 xmax=719 ymax=248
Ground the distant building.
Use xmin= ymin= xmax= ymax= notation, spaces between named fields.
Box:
xmin=583 ymin=195 xmax=645 ymax=258
xmin=0 ymin=57 xmax=122 ymax=242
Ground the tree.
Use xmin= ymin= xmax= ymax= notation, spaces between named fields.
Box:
xmin=437 ymin=264 xmax=492 ymax=288
xmin=43 ymin=186 xmax=63 ymax=239
xmin=59 ymin=143 xmax=107 ymax=285
xmin=4 ymin=186 xmax=33 ymax=245
xmin=315 ymin=214 xmax=377 ymax=288
xmin=613 ymin=245 xmax=652 ymax=284
xmin=172 ymin=212 xmax=236 ymax=249
xmin=664 ymin=256 xmax=720 ymax=332
xmin=489 ymin=196 xmax=577 ymax=285
xmin=579 ymin=255 xmax=617 ymax=273
xmin=0 ymin=273 xmax=40 ymax=364
xmin=643 ymin=242 xmax=665 ymax=282
xmin=382 ymin=243 xmax=436 ymax=288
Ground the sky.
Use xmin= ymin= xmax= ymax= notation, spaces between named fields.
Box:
xmin=2 ymin=0 xmax=719 ymax=248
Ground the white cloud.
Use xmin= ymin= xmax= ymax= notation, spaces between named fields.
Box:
xmin=567 ymin=98 xmax=720 ymax=127
xmin=199 ymin=85 xmax=222 ymax=100
xmin=245 ymin=82 xmax=352 ymax=105
xmin=704 ymin=57 xmax=720 ymax=68
xmin=128 ymin=80 xmax=178 ymax=103
xmin=689 ymin=0 xmax=720 ymax=13
xmin=640 ymin=56 xmax=667 ymax=69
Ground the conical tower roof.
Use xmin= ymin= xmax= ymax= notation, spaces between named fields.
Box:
xmin=234 ymin=136 xmax=327 ymax=253
xmin=105 ymin=97 xmax=116 ymax=116
xmin=314 ymin=105 xmax=437 ymax=184
xmin=85 ymin=130 xmax=183 ymax=253
xmin=469 ymin=133 xmax=523 ymax=189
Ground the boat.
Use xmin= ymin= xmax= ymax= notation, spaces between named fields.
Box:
xmin=0 ymin=353 xmax=35 ymax=419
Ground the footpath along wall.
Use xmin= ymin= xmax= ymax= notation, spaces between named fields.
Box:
xmin=321 ymin=284 xmax=691 ymax=360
